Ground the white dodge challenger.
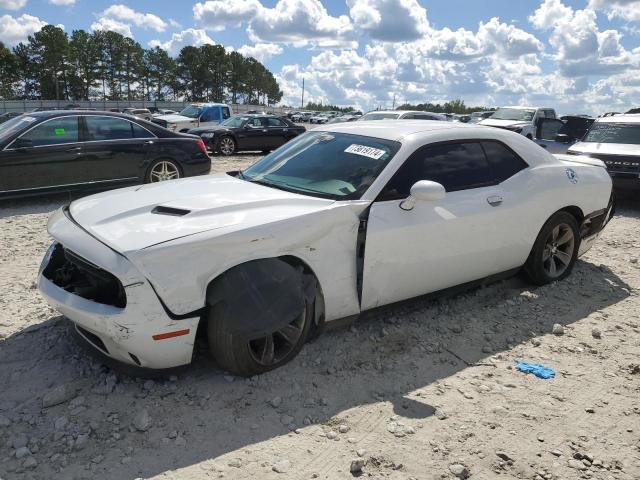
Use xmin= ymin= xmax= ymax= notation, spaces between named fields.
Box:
xmin=38 ymin=121 xmax=613 ymax=376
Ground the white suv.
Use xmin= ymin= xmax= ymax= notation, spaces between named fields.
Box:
xmin=480 ymin=107 xmax=557 ymax=139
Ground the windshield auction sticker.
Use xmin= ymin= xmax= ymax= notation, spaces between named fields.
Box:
xmin=344 ymin=144 xmax=386 ymax=160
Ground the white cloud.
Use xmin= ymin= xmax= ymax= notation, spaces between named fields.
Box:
xmin=0 ymin=0 xmax=26 ymax=10
xmin=248 ymin=0 xmax=355 ymax=48
xmin=149 ymin=28 xmax=215 ymax=55
xmin=529 ymin=0 xmax=637 ymax=77
xmin=90 ymin=17 xmax=132 ymax=38
xmin=588 ymin=0 xmax=640 ymax=23
xmin=0 ymin=13 xmax=47 ymax=46
xmin=193 ymin=0 xmax=261 ymax=31
xmin=347 ymin=0 xmax=430 ymax=42
xmin=98 ymin=4 xmax=167 ymax=33
xmin=48 ymin=0 xmax=75 ymax=5
xmin=237 ymin=42 xmax=283 ymax=62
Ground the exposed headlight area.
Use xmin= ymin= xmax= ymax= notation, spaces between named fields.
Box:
xmin=167 ymin=123 xmax=178 ymax=131
xmin=41 ymin=243 xmax=126 ymax=308
xmin=201 ymin=132 xmax=215 ymax=138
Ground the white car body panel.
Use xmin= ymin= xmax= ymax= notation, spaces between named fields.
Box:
xmin=39 ymin=121 xmax=612 ymax=369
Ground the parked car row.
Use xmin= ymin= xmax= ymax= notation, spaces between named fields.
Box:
xmin=0 ymin=111 xmax=211 ymax=198
xmin=188 ymin=114 xmax=305 ymax=155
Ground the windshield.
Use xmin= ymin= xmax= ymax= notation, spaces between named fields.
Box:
xmin=0 ymin=115 xmax=37 ymax=143
xmin=222 ymin=116 xmax=248 ymax=128
xmin=179 ymin=106 xmax=202 ymax=118
xmin=361 ymin=113 xmax=400 ymax=121
xmin=490 ymin=108 xmax=535 ymax=121
xmin=583 ymin=123 xmax=640 ymax=145
xmin=242 ymin=131 xmax=400 ymax=200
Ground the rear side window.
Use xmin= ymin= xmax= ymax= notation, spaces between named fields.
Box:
xmin=379 ymin=142 xmax=493 ymax=199
xmin=267 ymin=117 xmax=286 ymax=127
xmin=132 ymin=123 xmax=154 ymax=139
xmin=18 ymin=116 xmax=79 ymax=147
xmin=85 ymin=116 xmax=134 ymax=141
xmin=222 ymin=107 xmax=231 ymax=119
xmin=481 ymin=141 xmax=528 ymax=182
xmin=200 ymin=108 xmax=220 ymax=122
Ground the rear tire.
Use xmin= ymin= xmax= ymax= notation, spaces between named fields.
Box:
xmin=524 ymin=211 xmax=580 ymax=285
xmin=145 ymin=159 xmax=181 ymax=183
xmin=207 ymin=297 xmax=313 ymax=377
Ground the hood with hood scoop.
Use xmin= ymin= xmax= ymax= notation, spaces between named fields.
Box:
xmin=68 ymin=173 xmax=335 ymax=253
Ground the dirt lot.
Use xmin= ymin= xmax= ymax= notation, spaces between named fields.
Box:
xmin=0 ymin=155 xmax=639 ymax=480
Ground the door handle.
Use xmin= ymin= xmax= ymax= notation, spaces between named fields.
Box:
xmin=66 ymin=146 xmax=82 ymax=153
xmin=487 ymin=195 xmax=503 ymax=206
xmin=144 ymin=140 xmax=154 ymax=145
xmin=262 ymin=129 xmax=268 ymax=132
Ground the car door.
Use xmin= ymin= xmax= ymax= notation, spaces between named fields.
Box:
xmin=81 ymin=115 xmax=154 ymax=182
xmin=535 ymin=119 xmax=566 ymax=153
xmin=265 ymin=117 xmax=288 ymax=147
xmin=361 ymin=141 xmax=528 ymax=310
xmin=0 ymin=115 xmax=85 ymax=192
xmin=241 ymin=117 xmax=269 ymax=150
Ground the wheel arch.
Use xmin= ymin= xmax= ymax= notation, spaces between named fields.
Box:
xmin=557 ymin=205 xmax=584 ymax=224
xmin=200 ymin=255 xmax=326 ymax=336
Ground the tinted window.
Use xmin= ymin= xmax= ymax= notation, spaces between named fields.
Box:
xmin=19 ymin=116 xmax=79 ymax=147
xmin=538 ymin=119 xmax=564 ymax=140
xmin=267 ymin=117 xmax=286 ymax=127
xmin=481 ymin=141 xmax=528 ymax=182
xmin=132 ymin=123 xmax=154 ymax=139
xmin=85 ymin=116 xmax=133 ymax=141
xmin=380 ymin=142 xmax=492 ymax=200
xmin=222 ymin=107 xmax=231 ymax=119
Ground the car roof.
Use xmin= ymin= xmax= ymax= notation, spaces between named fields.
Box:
xmin=596 ymin=114 xmax=640 ymax=123
xmin=501 ymin=106 xmax=552 ymax=110
xmin=318 ymin=119 xmax=493 ymax=141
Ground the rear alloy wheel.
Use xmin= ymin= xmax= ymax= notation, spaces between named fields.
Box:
xmin=218 ymin=136 xmax=236 ymax=156
xmin=524 ymin=211 xmax=580 ymax=285
xmin=147 ymin=160 xmax=181 ymax=183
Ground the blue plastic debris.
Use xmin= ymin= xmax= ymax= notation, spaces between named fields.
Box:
xmin=514 ymin=361 xmax=556 ymax=379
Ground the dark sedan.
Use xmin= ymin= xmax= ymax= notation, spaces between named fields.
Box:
xmin=0 ymin=111 xmax=211 ymax=199
xmin=188 ymin=115 xmax=305 ymax=155
xmin=0 ymin=112 xmax=22 ymax=124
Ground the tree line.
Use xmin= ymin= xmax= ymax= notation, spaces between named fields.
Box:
xmin=0 ymin=25 xmax=283 ymax=105
xmin=396 ymin=99 xmax=494 ymax=114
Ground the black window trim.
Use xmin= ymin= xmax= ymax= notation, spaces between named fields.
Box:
xmin=375 ymin=138 xmax=529 ymax=202
xmin=3 ymin=114 xmax=157 ymax=151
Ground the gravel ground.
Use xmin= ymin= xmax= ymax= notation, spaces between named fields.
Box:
xmin=0 ymin=156 xmax=639 ymax=480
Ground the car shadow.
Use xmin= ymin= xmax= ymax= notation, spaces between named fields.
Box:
xmin=0 ymin=258 xmax=632 ymax=479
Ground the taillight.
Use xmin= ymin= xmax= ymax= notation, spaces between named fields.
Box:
xmin=196 ymin=139 xmax=208 ymax=155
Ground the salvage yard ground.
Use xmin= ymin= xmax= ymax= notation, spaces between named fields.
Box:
xmin=0 ymin=154 xmax=639 ymax=480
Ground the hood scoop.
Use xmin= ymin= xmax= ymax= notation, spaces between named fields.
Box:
xmin=151 ymin=206 xmax=191 ymax=217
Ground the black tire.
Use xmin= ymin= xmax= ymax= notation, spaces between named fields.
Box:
xmin=526 ymin=134 xmax=533 ymax=140
xmin=261 ymin=149 xmax=271 ymax=154
xmin=145 ymin=159 xmax=181 ymax=183
xmin=217 ymin=136 xmax=236 ymax=156
xmin=207 ymin=297 xmax=313 ymax=377
xmin=524 ymin=211 xmax=580 ymax=285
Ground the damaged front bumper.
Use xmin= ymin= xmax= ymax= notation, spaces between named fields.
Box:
xmin=37 ymin=208 xmax=199 ymax=369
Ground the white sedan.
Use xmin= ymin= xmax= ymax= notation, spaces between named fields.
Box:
xmin=38 ymin=121 xmax=613 ymax=376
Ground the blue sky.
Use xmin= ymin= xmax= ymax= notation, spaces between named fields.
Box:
xmin=1 ymin=0 xmax=640 ymax=114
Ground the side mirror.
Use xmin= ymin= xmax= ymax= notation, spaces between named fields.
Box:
xmin=400 ymin=180 xmax=446 ymax=211
xmin=244 ymin=123 xmax=252 ymax=129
